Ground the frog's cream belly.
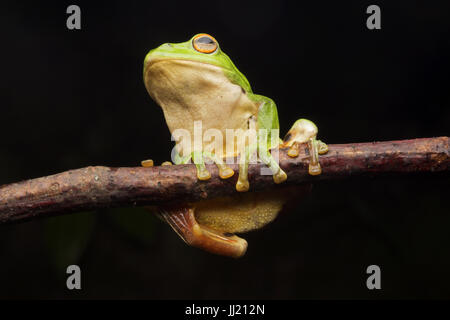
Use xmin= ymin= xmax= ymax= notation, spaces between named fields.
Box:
xmin=193 ymin=191 xmax=286 ymax=234
xmin=145 ymin=59 xmax=259 ymax=158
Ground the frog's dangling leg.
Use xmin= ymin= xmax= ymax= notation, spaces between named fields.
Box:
xmin=157 ymin=205 xmax=248 ymax=258
xmin=202 ymin=151 xmax=234 ymax=179
xmin=282 ymin=119 xmax=328 ymax=175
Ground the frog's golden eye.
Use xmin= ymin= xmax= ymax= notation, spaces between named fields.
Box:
xmin=193 ymin=34 xmax=218 ymax=54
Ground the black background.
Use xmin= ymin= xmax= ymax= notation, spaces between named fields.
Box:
xmin=0 ymin=0 xmax=449 ymax=299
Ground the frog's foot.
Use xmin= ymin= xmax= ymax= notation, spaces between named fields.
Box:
xmin=158 ymin=205 xmax=247 ymax=258
xmin=282 ymin=119 xmax=328 ymax=176
xmin=192 ymin=151 xmax=234 ymax=181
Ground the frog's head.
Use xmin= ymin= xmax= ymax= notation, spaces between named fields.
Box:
xmin=143 ymin=34 xmax=252 ymax=103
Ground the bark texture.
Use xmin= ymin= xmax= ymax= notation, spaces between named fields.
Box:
xmin=0 ymin=137 xmax=448 ymax=224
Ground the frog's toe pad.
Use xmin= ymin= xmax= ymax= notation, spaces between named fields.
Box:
xmin=219 ymin=167 xmax=234 ymax=179
xmin=236 ymin=179 xmax=250 ymax=192
xmin=318 ymin=140 xmax=329 ymax=155
xmin=273 ymin=170 xmax=287 ymax=184
xmin=197 ymin=169 xmax=211 ymax=181
xmin=161 ymin=161 xmax=173 ymax=166
xmin=308 ymin=163 xmax=322 ymax=176
xmin=141 ymin=159 xmax=154 ymax=167
xmin=287 ymin=143 xmax=300 ymax=158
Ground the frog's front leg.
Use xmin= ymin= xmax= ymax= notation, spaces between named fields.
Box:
xmin=282 ymin=119 xmax=328 ymax=175
xmin=236 ymin=97 xmax=287 ymax=192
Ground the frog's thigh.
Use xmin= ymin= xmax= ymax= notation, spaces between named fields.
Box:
xmin=194 ymin=192 xmax=285 ymax=234
xmin=158 ymin=204 xmax=247 ymax=258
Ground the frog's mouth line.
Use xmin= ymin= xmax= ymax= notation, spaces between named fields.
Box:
xmin=144 ymin=57 xmax=235 ymax=76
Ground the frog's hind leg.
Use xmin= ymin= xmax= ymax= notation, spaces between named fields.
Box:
xmin=282 ymin=119 xmax=328 ymax=175
xmin=157 ymin=205 xmax=247 ymax=258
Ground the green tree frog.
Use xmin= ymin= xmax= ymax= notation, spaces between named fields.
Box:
xmin=143 ymin=34 xmax=328 ymax=258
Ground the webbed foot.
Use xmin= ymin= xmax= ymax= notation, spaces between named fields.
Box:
xmin=158 ymin=205 xmax=247 ymax=258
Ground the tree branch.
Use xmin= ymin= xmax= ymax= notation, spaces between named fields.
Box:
xmin=0 ymin=137 xmax=448 ymax=224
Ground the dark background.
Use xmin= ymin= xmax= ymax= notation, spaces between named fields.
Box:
xmin=0 ymin=0 xmax=449 ymax=299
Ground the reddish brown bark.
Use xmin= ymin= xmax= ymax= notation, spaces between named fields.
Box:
xmin=0 ymin=137 xmax=448 ymax=224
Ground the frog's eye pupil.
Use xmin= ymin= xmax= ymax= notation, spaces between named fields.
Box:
xmin=197 ymin=36 xmax=214 ymax=44
xmin=193 ymin=34 xmax=218 ymax=53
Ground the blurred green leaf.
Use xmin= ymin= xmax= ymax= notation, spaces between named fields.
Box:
xmin=43 ymin=211 xmax=96 ymax=272
xmin=107 ymin=207 xmax=156 ymax=245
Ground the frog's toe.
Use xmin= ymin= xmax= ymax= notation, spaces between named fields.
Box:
xmin=318 ymin=140 xmax=329 ymax=155
xmin=161 ymin=161 xmax=173 ymax=166
xmin=287 ymin=142 xmax=300 ymax=158
xmin=197 ymin=167 xmax=211 ymax=181
xmin=307 ymin=137 xmax=324 ymax=176
xmin=236 ymin=179 xmax=249 ymax=192
xmin=308 ymin=163 xmax=322 ymax=176
xmin=141 ymin=159 xmax=154 ymax=167
xmin=273 ymin=169 xmax=287 ymax=184
xmin=219 ymin=166 xmax=234 ymax=179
